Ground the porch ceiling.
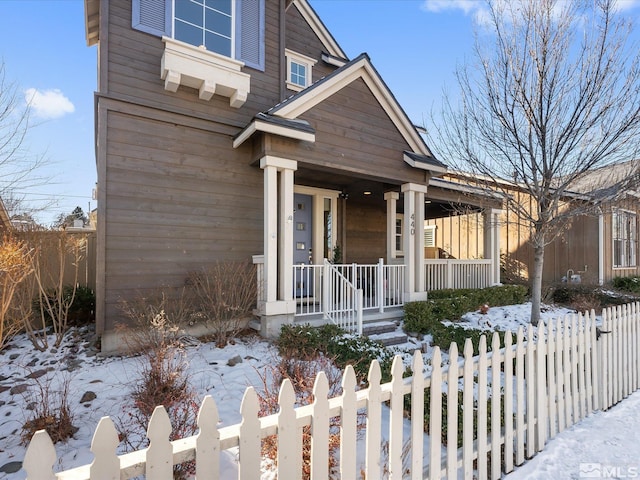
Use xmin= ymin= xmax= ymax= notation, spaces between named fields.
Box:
xmin=294 ymin=165 xmax=483 ymax=218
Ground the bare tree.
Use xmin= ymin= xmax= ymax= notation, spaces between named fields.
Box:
xmin=431 ymin=0 xmax=640 ymax=325
xmin=0 ymin=62 xmax=46 ymax=216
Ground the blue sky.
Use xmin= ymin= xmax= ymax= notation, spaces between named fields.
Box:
xmin=1 ymin=0 xmax=639 ymax=224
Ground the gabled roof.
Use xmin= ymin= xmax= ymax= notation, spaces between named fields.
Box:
xmin=269 ymin=53 xmax=435 ymax=158
xmin=292 ymin=0 xmax=347 ymax=60
xmin=233 ymin=112 xmax=316 ymax=148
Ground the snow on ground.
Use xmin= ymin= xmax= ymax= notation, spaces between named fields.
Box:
xmin=0 ymin=302 xmax=636 ymax=479
xmin=504 ymin=389 xmax=640 ymax=479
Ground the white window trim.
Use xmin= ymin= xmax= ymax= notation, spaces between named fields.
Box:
xmin=612 ymin=208 xmax=637 ymax=269
xmin=285 ymin=49 xmax=317 ymax=92
xmin=395 ymin=214 xmax=404 ymax=258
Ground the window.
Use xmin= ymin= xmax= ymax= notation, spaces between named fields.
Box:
xmin=132 ymin=0 xmax=264 ymax=70
xmin=285 ymin=49 xmax=317 ymax=91
xmin=613 ymin=209 xmax=637 ymax=268
xmin=395 ymin=215 xmax=403 ymax=256
xmin=174 ymin=0 xmax=233 ymax=57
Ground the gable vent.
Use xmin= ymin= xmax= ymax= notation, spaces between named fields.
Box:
xmin=424 ymin=225 xmax=436 ymax=247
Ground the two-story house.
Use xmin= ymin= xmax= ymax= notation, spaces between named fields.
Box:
xmin=84 ymin=0 xmax=504 ymax=352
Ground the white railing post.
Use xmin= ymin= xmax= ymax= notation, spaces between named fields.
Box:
xmin=323 ymin=259 xmax=331 ymax=320
xmin=357 ymin=289 xmax=363 ymax=335
xmin=446 ymin=260 xmax=453 ymax=289
xmin=377 ymin=258 xmax=384 ymax=313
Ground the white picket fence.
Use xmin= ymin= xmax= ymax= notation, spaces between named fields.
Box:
xmin=23 ymin=303 xmax=640 ymax=479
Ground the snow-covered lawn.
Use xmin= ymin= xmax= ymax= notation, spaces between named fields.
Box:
xmin=0 ymin=302 xmax=636 ymax=479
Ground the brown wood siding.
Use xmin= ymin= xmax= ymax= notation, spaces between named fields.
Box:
xmin=267 ymin=78 xmax=426 ymax=186
xmin=285 ymin=4 xmax=337 ymax=82
xmin=105 ymin=0 xmax=283 ymax=127
xmin=102 ymin=109 xmax=263 ymax=331
xmin=344 ymin=198 xmax=386 ymax=264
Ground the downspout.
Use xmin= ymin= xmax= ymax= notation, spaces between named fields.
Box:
xmin=599 ymin=207 xmax=605 ymax=285
xmin=280 ymin=0 xmax=287 ymax=102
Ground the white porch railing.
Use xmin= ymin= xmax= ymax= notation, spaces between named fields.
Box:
xmin=322 ymin=259 xmax=363 ymax=334
xmin=23 ymin=303 xmax=640 ymax=479
xmin=424 ymin=258 xmax=492 ymax=290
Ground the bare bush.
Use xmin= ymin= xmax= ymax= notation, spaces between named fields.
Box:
xmin=21 ymin=373 xmax=76 ymax=445
xmin=188 ymin=261 xmax=256 ymax=347
xmin=256 ymin=354 xmax=363 ymax=478
xmin=116 ymin=302 xmax=199 ymax=479
xmin=0 ymin=235 xmax=33 ymax=349
xmin=22 ymin=231 xmax=86 ymax=350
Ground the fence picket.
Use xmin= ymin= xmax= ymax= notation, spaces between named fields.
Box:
xmin=525 ymin=324 xmax=535 ymax=459
xmin=239 ymin=387 xmax=261 ymax=480
xmin=278 ymin=379 xmax=299 ymax=479
xmin=90 ymin=416 xmax=120 ymax=480
xmin=603 ymin=308 xmax=613 ymax=410
xmin=589 ymin=312 xmax=599 ymax=412
xmin=547 ymin=319 xmax=557 ymax=439
xmin=556 ymin=318 xmax=566 ymax=433
xmin=503 ymin=331 xmax=514 ymax=474
xmin=515 ymin=327 xmax=526 ymax=465
xmin=196 ymin=395 xmax=219 ymax=480
xmin=615 ymin=306 xmax=622 ymax=404
xmin=389 ymin=357 xmax=405 ymax=480
xmin=462 ymin=339 xmax=474 ymax=479
xmin=340 ymin=366 xmax=358 ymax=479
xmin=477 ymin=336 xmax=488 ymax=479
xmin=576 ymin=313 xmax=586 ymax=421
xmin=429 ymin=347 xmax=443 ymax=480
xmin=569 ymin=316 xmax=579 ymax=425
xmin=490 ymin=333 xmax=502 ymax=480
xmin=562 ymin=315 xmax=573 ymax=426
xmin=624 ymin=305 xmax=630 ymax=398
xmin=447 ymin=343 xmax=459 ymax=480
xmin=584 ymin=312 xmax=594 ymax=416
xmin=23 ymin=430 xmax=57 ymax=480
xmin=535 ymin=323 xmax=547 ymax=452
xmin=146 ymin=406 xmax=173 ymax=480
xmin=311 ymin=371 xmax=330 ymax=480
xmin=410 ymin=352 xmax=425 ymax=480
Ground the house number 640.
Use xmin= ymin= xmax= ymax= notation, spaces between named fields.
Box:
xmin=410 ymin=213 xmax=415 ymax=235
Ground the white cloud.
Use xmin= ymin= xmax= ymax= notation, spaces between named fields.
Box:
xmin=24 ymin=88 xmax=75 ymax=119
xmin=422 ymin=0 xmax=491 ymax=25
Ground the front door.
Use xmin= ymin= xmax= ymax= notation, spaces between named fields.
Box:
xmin=294 ymin=193 xmax=313 ymax=297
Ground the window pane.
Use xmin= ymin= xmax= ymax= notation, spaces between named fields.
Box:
xmin=175 ymin=20 xmax=204 ymax=47
xmin=205 ymin=31 xmax=232 ymax=56
xmin=205 ymin=8 xmax=232 ymax=37
xmin=290 ymin=61 xmax=306 ymax=86
xmin=175 ymin=0 xmax=203 ymax=27
xmin=206 ymin=0 xmax=232 ymax=15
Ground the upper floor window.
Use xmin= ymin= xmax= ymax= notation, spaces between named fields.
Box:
xmin=133 ymin=0 xmax=264 ymax=71
xmin=285 ymin=49 xmax=317 ymax=91
xmin=174 ymin=0 xmax=233 ymax=57
xmin=613 ymin=209 xmax=637 ymax=268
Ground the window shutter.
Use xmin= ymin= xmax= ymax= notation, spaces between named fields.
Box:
xmin=424 ymin=225 xmax=436 ymax=247
xmin=132 ymin=0 xmax=171 ymax=37
xmin=236 ymin=0 xmax=265 ymax=71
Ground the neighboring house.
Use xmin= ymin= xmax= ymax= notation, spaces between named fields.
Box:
xmin=440 ymin=161 xmax=640 ymax=286
xmin=84 ymin=0 xmax=503 ymax=351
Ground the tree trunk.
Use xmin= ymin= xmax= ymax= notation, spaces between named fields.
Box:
xmin=530 ymin=243 xmax=545 ymax=326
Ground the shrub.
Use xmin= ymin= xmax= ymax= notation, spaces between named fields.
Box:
xmin=33 ymin=285 xmax=96 ymax=327
xmin=0 ymin=235 xmax=33 ymax=349
xmin=255 ymin=354 xmax=350 ymax=478
xmin=612 ymin=275 xmax=640 ymax=294
xmin=277 ymin=323 xmax=393 ymax=382
xmin=187 ymin=261 xmax=257 ymax=347
xmin=21 ymin=374 xmax=76 ymax=445
xmin=115 ymin=310 xmax=199 ymax=480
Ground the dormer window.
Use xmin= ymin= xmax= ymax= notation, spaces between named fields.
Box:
xmin=174 ymin=0 xmax=233 ymax=57
xmin=285 ymin=49 xmax=317 ymax=91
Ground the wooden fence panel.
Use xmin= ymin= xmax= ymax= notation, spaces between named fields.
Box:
xmin=311 ymin=372 xmax=330 ymax=480
xmin=389 ymin=357 xmax=405 ymax=480
xmin=446 ymin=343 xmax=459 ymax=480
xmin=410 ymin=352 xmax=424 ymax=480
xmin=429 ymin=348 xmax=442 ymax=480
xmin=503 ymin=331 xmax=514 ymax=474
xmin=477 ymin=336 xmax=488 ymax=479
xmin=462 ymin=339 xmax=474 ymax=479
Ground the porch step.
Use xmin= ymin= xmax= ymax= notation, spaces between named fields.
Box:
xmin=363 ymin=320 xmax=408 ymax=347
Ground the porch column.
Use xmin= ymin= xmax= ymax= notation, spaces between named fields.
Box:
xmin=260 ymin=156 xmax=298 ymax=321
xmin=401 ymin=183 xmax=428 ymax=301
xmin=384 ymin=191 xmax=399 ymax=260
xmin=483 ymin=208 xmax=502 ymax=285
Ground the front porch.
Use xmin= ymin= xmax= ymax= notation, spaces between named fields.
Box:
xmin=253 ymin=255 xmax=498 ymax=337
xmin=250 ymin=156 xmax=503 ymax=337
